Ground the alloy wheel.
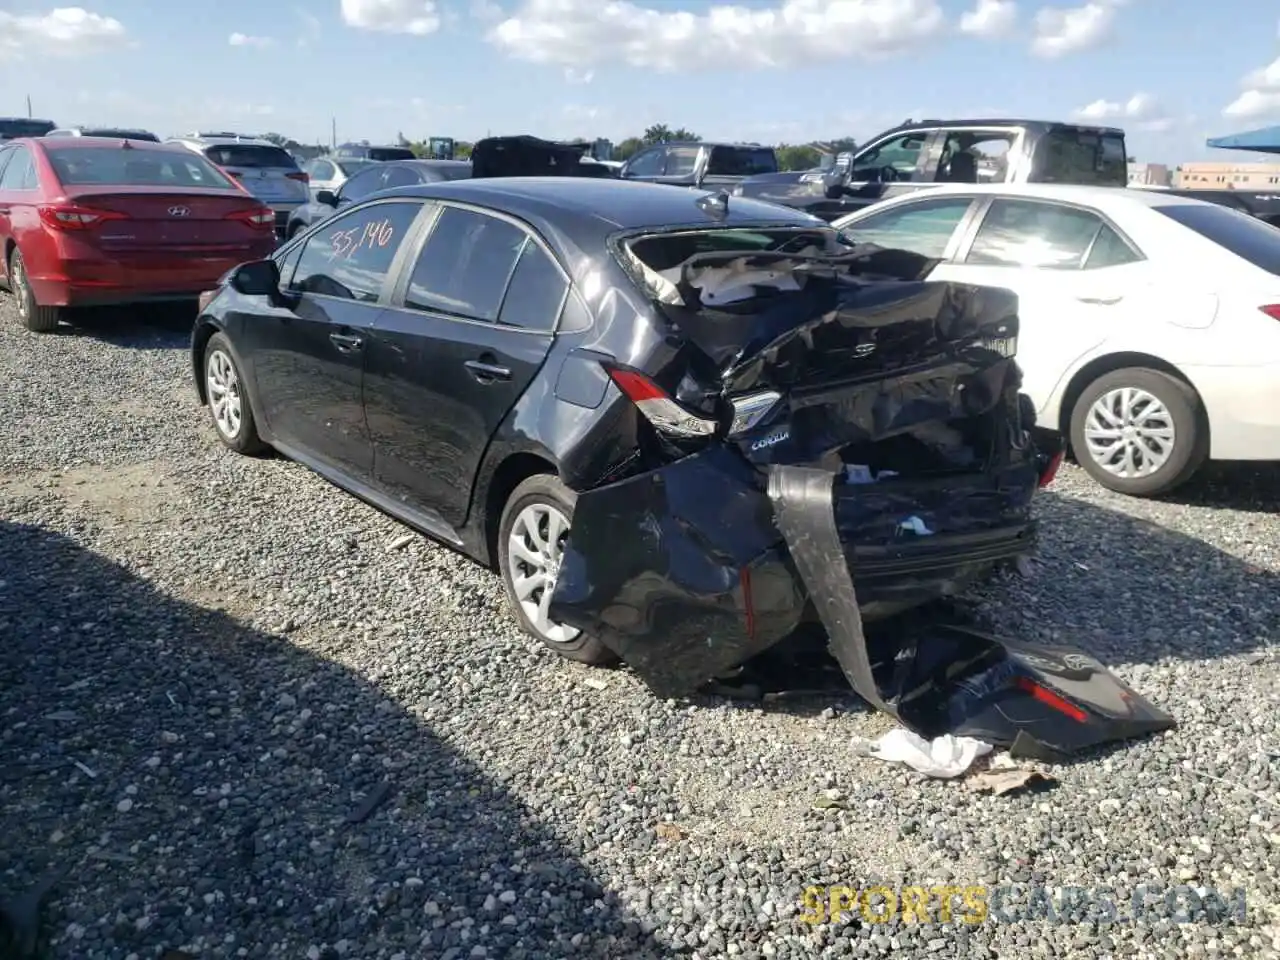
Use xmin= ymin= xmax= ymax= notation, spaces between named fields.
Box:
xmin=1083 ymin=387 xmax=1175 ymax=478
xmin=206 ymin=348 xmax=243 ymax=440
xmin=507 ymin=502 xmax=581 ymax=645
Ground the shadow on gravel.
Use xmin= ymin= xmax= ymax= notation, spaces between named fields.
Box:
xmin=1154 ymin=461 xmax=1280 ymax=513
xmin=0 ymin=522 xmax=673 ymax=959
xmin=49 ymin=304 xmax=195 ymax=350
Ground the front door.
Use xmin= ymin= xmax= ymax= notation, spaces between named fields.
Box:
xmin=238 ymin=198 xmax=426 ymax=478
xmin=364 ymin=204 xmax=564 ymax=528
xmin=814 ymin=129 xmax=943 ymax=219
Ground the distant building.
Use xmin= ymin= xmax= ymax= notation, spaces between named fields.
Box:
xmin=1174 ymin=161 xmax=1280 ymax=189
xmin=1127 ymin=162 xmax=1171 ymax=187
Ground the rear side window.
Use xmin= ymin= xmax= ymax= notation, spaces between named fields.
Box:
xmin=707 ymin=146 xmax=777 ymax=176
xmin=382 ymin=165 xmax=423 ymax=189
xmin=1154 ymin=203 xmax=1280 ymax=277
xmin=1029 ymin=127 xmax=1127 ymax=186
xmin=842 ymin=197 xmax=974 ymax=259
xmin=406 ymin=206 xmax=528 ymax=321
xmin=665 ymin=146 xmax=699 ymax=177
xmin=44 ymin=145 xmax=234 ymax=188
xmin=966 ymin=198 xmax=1114 ymax=269
xmin=204 ymin=144 xmax=297 ymax=169
xmin=497 ymin=242 xmax=568 ymax=331
xmin=290 ymin=201 xmax=422 ymax=302
xmin=368 ymin=148 xmax=415 ymax=161
xmin=0 ymin=120 xmax=55 ymax=139
xmin=81 ymin=129 xmax=160 ymax=142
xmin=0 ymin=147 xmax=36 ymax=190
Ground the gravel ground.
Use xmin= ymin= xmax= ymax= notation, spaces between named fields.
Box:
xmin=1 ymin=300 xmax=1278 ymax=960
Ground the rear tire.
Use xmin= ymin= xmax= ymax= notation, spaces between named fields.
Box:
xmin=203 ymin=332 xmax=266 ymax=455
xmin=498 ymin=474 xmax=617 ymax=666
xmin=1069 ymin=367 xmax=1207 ymax=497
xmin=8 ymin=249 xmax=61 ymax=333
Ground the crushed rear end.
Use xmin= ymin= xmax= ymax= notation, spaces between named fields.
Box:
xmin=548 ymin=228 xmax=1172 ymax=758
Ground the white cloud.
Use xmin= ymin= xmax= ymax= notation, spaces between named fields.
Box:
xmin=1030 ymin=0 xmax=1123 ymax=59
xmin=0 ymin=7 xmax=128 ymax=59
xmin=340 ymin=0 xmax=441 ymax=35
xmin=229 ymin=32 xmax=274 ymax=47
xmin=564 ymin=67 xmax=594 ymax=84
xmin=959 ymin=0 xmax=1016 ymax=38
xmin=489 ymin=0 xmax=946 ymax=71
xmin=296 ymin=8 xmax=322 ymax=46
xmin=1223 ymin=57 xmax=1280 ymax=121
xmin=1071 ymin=92 xmax=1173 ymax=132
xmin=470 ymin=0 xmax=503 ymax=20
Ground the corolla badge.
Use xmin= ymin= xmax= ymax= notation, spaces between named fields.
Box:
xmin=750 ymin=428 xmax=790 ymax=451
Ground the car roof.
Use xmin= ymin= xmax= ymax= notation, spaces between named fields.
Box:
xmin=28 ymin=137 xmax=193 ymax=153
xmin=838 ymin=183 xmax=1209 ymax=219
xmin=879 ymin=118 xmax=1126 ymax=135
xmin=177 ymin=135 xmax=279 ymax=147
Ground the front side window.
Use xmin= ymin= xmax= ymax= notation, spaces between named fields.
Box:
xmin=625 ymin=148 xmax=664 ymax=177
xmin=850 ymin=132 xmax=930 ymax=183
xmin=0 ymin=147 xmax=35 ymax=190
xmin=966 ymin=199 xmax=1110 ymax=269
xmin=842 ymin=197 xmax=974 ymax=259
xmin=290 ymin=201 xmax=422 ymax=302
xmin=935 ymin=132 xmax=1015 ymax=183
xmin=405 ymin=206 xmax=528 ymax=321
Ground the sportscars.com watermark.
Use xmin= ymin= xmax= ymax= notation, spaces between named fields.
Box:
xmin=800 ymin=884 xmax=1249 ymax=926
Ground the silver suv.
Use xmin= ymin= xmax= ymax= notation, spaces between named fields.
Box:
xmin=167 ymin=132 xmax=308 ymax=237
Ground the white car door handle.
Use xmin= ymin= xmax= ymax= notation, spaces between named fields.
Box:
xmin=1077 ymin=295 xmax=1124 ymax=305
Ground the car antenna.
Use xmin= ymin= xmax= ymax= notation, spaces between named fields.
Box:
xmin=696 ymin=189 xmax=730 ymax=221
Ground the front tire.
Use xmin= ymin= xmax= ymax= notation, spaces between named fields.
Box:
xmin=1069 ymin=367 xmax=1207 ymax=497
xmin=498 ymin=474 xmax=616 ymax=665
xmin=8 ymin=249 xmax=61 ymax=333
xmin=203 ymin=333 xmax=266 ymax=455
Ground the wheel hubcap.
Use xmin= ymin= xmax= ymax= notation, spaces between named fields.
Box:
xmin=1083 ymin=387 xmax=1175 ymax=478
xmin=11 ymin=259 xmax=27 ymax=320
xmin=508 ymin=502 xmax=580 ymax=645
xmin=206 ymin=349 xmax=243 ymax=439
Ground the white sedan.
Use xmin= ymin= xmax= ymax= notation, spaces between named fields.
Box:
xmin=833 ymin=183 xmax=1280 ymax=497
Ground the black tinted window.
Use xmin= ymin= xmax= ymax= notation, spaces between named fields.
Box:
xmin=707 ymin=146 xmax=777 ymax=176
xmin=966 ymin=199 xmax=1107 ymax=269
xmin=368 ymin=148 xmax=415 ymax=161
xmin=406 ymin=207 xmax=527 ymax=321
xmin=45 ymin=146 xmax=233 ymax=187
xmin=291 ymin=201 xmax=421 ymax=302
xmin=1030 ymin=128 xmax=1127 ymax=186
xmin=382 ymin=165 xmax=423 ymax=188
xmin=1154 ymin=203 xmax=1280 ymax=276
xmin=340 ymin=166 xmax=384 ymax=200
xmin=204 ymin=144 xmax=296 ymax=169
xmin=0 ymin=147 xmax=35 ymax=190
xmin=497 ymin=242 xmax=568 ymax=331
xmin=0 ymin=120 xmax=54 ymax=139
xmin=81 ymin=129 xmax=159 ymax=141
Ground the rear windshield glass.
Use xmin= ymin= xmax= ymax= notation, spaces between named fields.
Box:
xmin=0 ymin=119 xmax=56 ymax=140
xmin=203 ymin=144 xmax=297 ymax=169
xmin=707 ymin=146 xmax=778 ymax=176
xmin=45 ymin=145 xmax=236 ymax=189
xmin=1029 ymin=127 xmax=1127 ymax=186
xmin=432 ymin=163 xmax=473 ymax=181
xmin=367 ymin=147 xmax=416 ymax=161
xmin=78 ymin=129 xmax=160 ymax=142
xmin=335 ymin=159 xmax=374 ymax=175
xmin=1154 ymin=203 xmax=1280 ymax=276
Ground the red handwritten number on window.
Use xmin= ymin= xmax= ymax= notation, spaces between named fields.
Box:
xmin=328 ymin=218 xmax=395 ymax=261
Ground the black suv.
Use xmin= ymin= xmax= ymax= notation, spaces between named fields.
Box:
xmin=333 ymin=143 xmax=418 ymax=162
xmin=191 ymin=177 xmax=1064 ymax=704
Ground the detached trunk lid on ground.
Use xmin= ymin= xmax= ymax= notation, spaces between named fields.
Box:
xmin=549 ymin=230 xmax=1173 ymax=757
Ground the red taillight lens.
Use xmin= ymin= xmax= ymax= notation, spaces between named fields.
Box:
xmin=38 ymin=204 xmax=128 ymax=231
xmin=286 ymin=172 xmax=309 ymax=183
xmin=225 ymin=207 xmax=276 ymax=229
xmin=1015 ymin=677 xmax=1087 ymax=723
xmin=603 ymin=365 xmax=717 ymax=438
xmin=1038 ymin=448 xmax=1064 ymax=488
xmin=1260 ymin=305 xmax=1280 ymax=320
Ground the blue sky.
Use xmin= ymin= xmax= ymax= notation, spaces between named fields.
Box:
xmin=2 ymin=0 xmax=1279 ymax=164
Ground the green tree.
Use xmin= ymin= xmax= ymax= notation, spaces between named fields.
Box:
xmin=669 ymin=127 xmax=700 ymax=142
xmin=642 ymin=124 xmax=672 ymax=144
xmin=776 ymin=144 xmax=822 ymax=171
xmin=454 ymin=141 xmax=473 ymax=160
xmin=260 ymin=132 xmax=288 ymax=146
xmin=614 ymin=137 xmax=644 ymax=161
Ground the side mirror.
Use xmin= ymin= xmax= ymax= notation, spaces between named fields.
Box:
xmin=316 ymin=189 xmax=338 ymax=207
xmin=229 ymin=259 xmax=282 ymax=298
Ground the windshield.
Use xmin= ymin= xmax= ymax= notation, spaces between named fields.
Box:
xmin=0 ymin=119 xmax=56 ymax=140
xmin=45 ymin=145 xmax=238 ymax=189
xmin=203 ymin=144 xmax=298 ymax=169
xmin=1154 ymin=202 xmax=1280 ymax=276
xmin=707 ymin=146 xmax=779 ymax=176
xmin=1029 ymin=126 xmax=1127 ymax=186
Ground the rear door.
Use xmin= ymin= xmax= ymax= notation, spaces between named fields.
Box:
xmin=0 ymin=145 xmax=42 ymax=284
xmin=364 ymin=203 xmax=565 ymax=527
xmin=237 ymin=198 xmax=428 ymax=477
xmin=931 ymin=196 xmax=1156 ymax=414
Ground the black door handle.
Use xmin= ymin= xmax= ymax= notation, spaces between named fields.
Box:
xmin=329 ymin=331 xmax=364 ymax=352
xmin=465 ymin=359 xmax=512 ymax=382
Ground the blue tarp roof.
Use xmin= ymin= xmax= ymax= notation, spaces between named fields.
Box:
xmin=1206 ymin=126 xmax=1280 ymax=154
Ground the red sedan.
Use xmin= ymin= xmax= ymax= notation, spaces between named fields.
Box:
xmin=0 ymin=136 xmax=278 ymax=332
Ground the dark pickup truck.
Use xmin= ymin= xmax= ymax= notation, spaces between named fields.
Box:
xmin=616 ymin=141 xmax=779 ymax=190
xmin=731 ymin=119 xmax=1128 ymax=221
xmin=1143 ymin=187 xmax=1280 ymax=227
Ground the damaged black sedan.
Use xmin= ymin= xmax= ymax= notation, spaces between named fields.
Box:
xmin=192 ymin=177 xmax=1171 ymax=758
